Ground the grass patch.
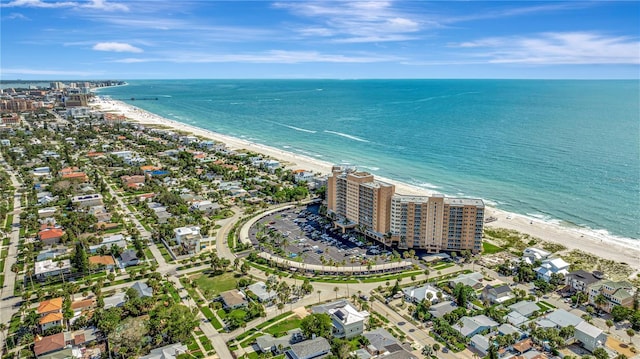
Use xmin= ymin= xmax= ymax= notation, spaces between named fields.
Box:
xmin=432 ymin=263 xmax=455 ymax=270
xmin=482 ymin=241 xmax=504 ymax=254
xmin=264 ymin=318 xmax=302 ymax=337
xmin=200 ymin=306 xmax=223 ymax=330
xmin=199 ymin=336 xmax=213 ymax=351
xmin=537 ymin=301 xmax=556 ymax=311
xmin=192 ymin=271 xmax=242 ymax=299
xmin=255 ymin=311 xmax=293 ymax=330
xmin=359 ymin=270 xmax=424 ymax=283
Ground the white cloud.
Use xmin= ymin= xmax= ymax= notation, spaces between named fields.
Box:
xmin=2 ymin=0 xmax=76 ymax=8
xmin=2 ymin=0 xmax=128 ymax=11
xmin=114 ymin=50 xmax=401 ymax=64
xmin=275 ymin=1 xmax=423 ymax=43
xmin=82 ymin=0 xmax=128 ymax=12
xmin=450 ymin=32 xmax=640 ymax=65
xmin=3 ymin=12 xmax=30 ymax=20
xmin=93 ymin=42 xmax=143 ymax=53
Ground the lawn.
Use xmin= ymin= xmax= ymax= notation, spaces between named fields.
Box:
xmin=482 ymin=241 xmax=504 ymax=254
xmin=264 ymin=318 xmax=302 ymax=337
xmin=200 ymin=306 xmax=223 ymax=330
xmin=192 ymin=271 xmax=242 ymax=298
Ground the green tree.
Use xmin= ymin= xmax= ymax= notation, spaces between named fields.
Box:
xmin=626 ymin=328 xmax=635 ymax=344
xmin=72 ymin=242 xmax=89 ymax=273
xmin=592 ymin=347 xmax=609 ymax=359
xmin=300 ymin=313 xmax=333 ymax=339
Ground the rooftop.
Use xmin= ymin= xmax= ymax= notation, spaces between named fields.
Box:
xmin=38 ymin=297 xmax=63 ymax=313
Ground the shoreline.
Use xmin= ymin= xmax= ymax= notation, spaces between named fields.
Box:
xmin=90 ymin=97 xmax=640 ymax=273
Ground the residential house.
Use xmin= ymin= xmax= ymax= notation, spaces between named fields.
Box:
xmin=130 ymin=281 xmax=154 ymax=298
xmin=33 ymin=332 xmax=69 ymax=358
xmin=453 ymin=315 xmax=498 ymax=338
xmin=70 ymin=298 xmax=95 ymax=323
xmin=140 ymin=343 xmax=188 ymax=359
xmin=35 ymin=259 xmax=71 ymax=281
xmin=534 ymin=258 xmax=570 ymax=282
xmin=509 ymin=301 xmax=541 ymax=318
xmin=363 ymin=328 xmax=410 ymax=356
xmin=173 ymin=226 xmax=203 ymax=254
xmin=574 ymin=320 xmax=608 ymax=352
xmin=61 ymin=172 xmax=89 ymax=182
xmin=89 ymin=234 xmax=127 ymax=254
xmin=88 ymin=255 xmax=115 ymax=270
xmin=428 ymin=301 xmax=457 ymax=319
xmin=286 ymin=337 xmax=331 ymax=359
xmin=121 ymin=175 xmax=145 ymax=188
xmin=312 ymin=300 xmax=369 ymax=339
xmin=38 ymin=298 xmax=64 ymax=331
xmin=119 ymin=249 xmax=139 ymax=267
xmin=103 ymin=293 xmax=127 ymax=309
xmin=588 ymin=280 xmax=635 ymax=313
xmin=498 ymin=323 xmax=525 ymax=339
xmin=38 ymin=207 xmax=57 ymax=218
xmin=71 ymin=194 xmax=103 ymax=208
xmin=255 ymin=330 xmax=304 ymax=354
xmin=246 ymin=281 xmax=277 ymax=304
xmin=190 ymin=200 xmax=220 ymax=214
xmin=482 ymin=284 xmax=514 ymax=304
xmin=565 ymin=270 xmax=604 ymax=294
xmin=39 ymin=228 xmax=65 ymax=246
xmin=32 ymin=166 xmax=51 ymax=177
xmin=522 ymin=247 xmax=551 ymax=264
xmin=403 ymin=284 xmax=443 ymax=304
xmin=536 ymin=309 xmax=582 ymax=338
xmin=512 ymin=338 xmax=534 ymax=356
xmin=449 ymin=272 xmax=485 ymax=289
xmin=219 ymin=289 xmax=248 ymax=310
xmin=470 ymin=334 xmax=492 ymax=357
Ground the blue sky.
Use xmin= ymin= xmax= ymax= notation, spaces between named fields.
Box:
xmin=1 ymin=0 xmax=638 ymax=79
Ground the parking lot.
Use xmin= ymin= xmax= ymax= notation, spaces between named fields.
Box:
xmin=248 ymin=205 xmax=396 ymax=268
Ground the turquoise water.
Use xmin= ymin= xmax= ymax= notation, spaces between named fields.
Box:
xmin=97 ymin=80 xmax=640 ymax=240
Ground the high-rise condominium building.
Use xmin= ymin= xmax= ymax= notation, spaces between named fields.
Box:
xmin=326 ymin=166 xmax=395 ymax=240
xmin=390 ymin=194 xmax=484 ymax=253
xmin=327 ymin=165 xmax=484 ymax=253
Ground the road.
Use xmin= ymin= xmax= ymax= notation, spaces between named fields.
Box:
xmin=0 ymin=155 xmax=23 ymax=349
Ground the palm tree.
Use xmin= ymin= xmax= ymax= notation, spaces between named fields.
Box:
xmin=626 ymin=328 xmax=635 ymax=344
xmin=605 ymin=319 xmax=614 ymax=333
xmin=317 ymin=290 xmax=321 ymax=303
xmin=334 ymin=286 xmax=339 ymax=299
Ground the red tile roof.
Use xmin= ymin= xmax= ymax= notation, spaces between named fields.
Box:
xmin=39 ymin=228 xmax=65 ymax=240
xmin=38 ymin=297 xmax=63 ymax=314
xmin=34 ymin=332 xmax=65 ymax=356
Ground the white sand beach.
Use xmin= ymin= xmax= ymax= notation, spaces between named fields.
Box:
xmin=92 ymin=98 xmax=640 ymax=273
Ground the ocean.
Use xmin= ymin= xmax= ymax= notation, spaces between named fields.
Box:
xmin=97 ymin=79 xmax=640 ymax=240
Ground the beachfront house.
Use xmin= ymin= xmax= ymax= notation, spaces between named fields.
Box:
xmin=534 ymin=257 xmax=570 ymax=282
xmin=587 ymin=279 xmax=635 ymax=312
xmin=565 ymin=270 xmax=604 ymax=294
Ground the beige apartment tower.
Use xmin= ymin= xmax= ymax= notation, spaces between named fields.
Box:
xmin=327 ymin=165 xmax=484 ymax=253
xmin=390 ymin=195 xmax=484 ymax=253
xmin=326 ymin=166 xmax=395 ymax=238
